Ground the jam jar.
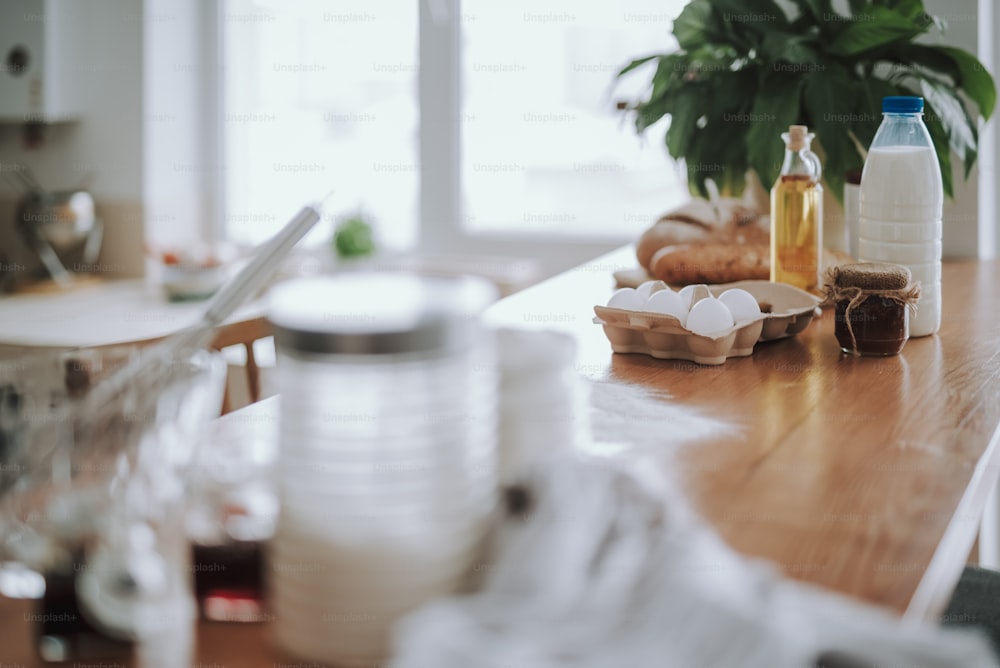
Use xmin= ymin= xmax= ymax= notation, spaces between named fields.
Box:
xmin=823 ymin=262 xmax=920 ymax=356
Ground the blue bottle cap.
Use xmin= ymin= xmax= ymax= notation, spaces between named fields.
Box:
xmin=882 ymin=96 xmax=924 ymax=113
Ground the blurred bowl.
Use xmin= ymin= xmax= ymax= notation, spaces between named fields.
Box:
xmin=161 ymin=264 xmax=226 ymax=302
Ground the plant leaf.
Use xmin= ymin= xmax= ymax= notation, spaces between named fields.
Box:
xmin=829 ymin=5 xmax=929 ymax=57
xmin=686 ymin=44 xmax=743 ymax=77
xmin=919 ymin=76 xmax=978 ymax=176
xmin=936 ymin=46 xmax=997 ymax=119
xmin=634 ymin=94 xmax=670 ymax=135
xmin=648 ymin=55 xmax=681 ymax=105
xmin=625 ymin=54 xmax=694 ymax=134
xmin=673 ymin=0 xmax=728 ymax=51
xmin=707 ymin=0 xmax=790 ymax=32
xmin=799 ymin=0 xmax=836 ymax=22
xmin=745 ymin=73 xmax=806 ymax=190
xmin=664 ymin=85 xmax=709 ymax=158
xmin=883 ymin=0 xmax=930 ymax=23
xmin=923 ymin=109 xmax=954 ymax=198
xmin=881 ymin=43 xmax=996 ymax=120
xmin=687 ymin=119 xmax=750 ymax=197
xmin=760 ymin=33 xmax=820 ymax=65
xmin=708 ymin=70 xmax=759 ymax=115
xmin=679 ymin=70 xmax=755 ymax=196
xmin=798 ymin=0 xmax=850 ymax=41
xmin=883 ymin=43 xmax=960 ymax=81
xmin=808 ymin=139 xmax=845 ymax=206
xmin=847 ymin=0 xmax=868 ymax=15
xmin=616 ymin=54 xmax=662 ymax=79
xmin=804 ymin=63 xmax=860 ymax=204
xmin=855 ymin=76 xmax=906 ymax=150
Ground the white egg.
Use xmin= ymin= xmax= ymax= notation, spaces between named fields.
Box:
xmin=635 ymin=280 xmax=667 ymax=301
xmin=685 ymin=297 xmax=735 ymax=336
xmin=607 ymin=288 xmax=644 ymax=311
xmin=644 ymin=289 xmax=688 ymax=325
xmin=717 ymin=288 xmax=762 ymax=322
xmin=677 ymin=284 xmax=697 ymax=309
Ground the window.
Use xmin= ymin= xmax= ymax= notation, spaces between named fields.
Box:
xmin=459 ymin=0 xmax=688 ymax=238
xmin=221 ymin=0 xmax=691 ymax=259
xmin=222 ymin=0 xmax=419 ymax=249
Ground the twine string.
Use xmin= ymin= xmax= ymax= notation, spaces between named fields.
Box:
xmin=820 ymin=282 xmax=921 ymax=356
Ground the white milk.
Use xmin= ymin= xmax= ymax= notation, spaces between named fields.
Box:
xmin=859 ymin=146 xmax=943 ymax=337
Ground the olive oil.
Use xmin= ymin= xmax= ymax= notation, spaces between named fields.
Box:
xmin=770 ymin=126 xmax=823 ymax=293
xmin=771 ymin=174 xmax=822 ymax=291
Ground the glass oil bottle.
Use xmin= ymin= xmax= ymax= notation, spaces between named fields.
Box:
xmin=770 ymin=125 xmax=823 ymax=293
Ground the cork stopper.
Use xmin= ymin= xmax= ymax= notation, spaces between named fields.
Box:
xmin=833 ymin=262 xmax=911 ymax=291
xmin=787 ymin=125 xmax=809 ymax=150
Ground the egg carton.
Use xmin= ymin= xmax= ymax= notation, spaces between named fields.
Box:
xmin=593 ymin=281 xmax=821 ymax=365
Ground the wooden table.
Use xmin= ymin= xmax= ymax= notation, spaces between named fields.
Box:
xmin=485 ymin=247 xmax=1000 ymax=623
xmin=1 ymin=247 xmax=999 ymax=666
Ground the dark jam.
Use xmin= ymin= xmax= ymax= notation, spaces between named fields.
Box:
xmin=834 ymin=295 xmax=908 ymax=356
xmin=192 ymin=541 xmax=266 ymax=622
xmin=38 ymin=554 xmax=133 ymax=663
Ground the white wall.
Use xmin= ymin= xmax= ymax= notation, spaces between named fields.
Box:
xmin=143 ymin=0 xmax=217 ymax=249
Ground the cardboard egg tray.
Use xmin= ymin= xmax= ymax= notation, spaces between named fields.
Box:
xmin=593 ymin=281 xmax=821 ymax=365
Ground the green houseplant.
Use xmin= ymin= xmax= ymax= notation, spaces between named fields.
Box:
xmin=615 ymin=0 xmax=996 ymax=204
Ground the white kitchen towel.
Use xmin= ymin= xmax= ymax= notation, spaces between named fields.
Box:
xmin=390 ymin=454 xmax=997 ymax=668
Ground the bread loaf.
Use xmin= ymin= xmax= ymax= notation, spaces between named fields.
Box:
xmin=647 ymin=243 xmax=855 ymax=286
xmin=637 ymin=198 xmax=768 ymax=271
xmin=636 ymin=220 xmax=712 ymax=269
xmin=649 ymin=243 xmax=770 ymax=284
xmin=636 ymin=197 xmax=852 ymax=285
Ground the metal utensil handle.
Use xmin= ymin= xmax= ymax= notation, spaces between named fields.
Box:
xmin=201 ymin=202 xmax=322 ymax=333
xmin=77 ymin=198 xmax=326 ymax=414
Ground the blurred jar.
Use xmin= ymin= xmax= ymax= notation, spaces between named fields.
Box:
xmin=267 ymin=273 xmax=498 ymax=667
xmin=496 ymin=328 xmax=582 ymax=483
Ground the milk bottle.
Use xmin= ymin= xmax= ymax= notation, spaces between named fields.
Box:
xmin=858 ymin=96 xmax=943 ymax=337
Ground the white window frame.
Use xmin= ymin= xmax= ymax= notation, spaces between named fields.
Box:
xmin=416 ymin=0 xmax=627 ymax=270
xmin=201 ymin=0 xmax=225 ymax=248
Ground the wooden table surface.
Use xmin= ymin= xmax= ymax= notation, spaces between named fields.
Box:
xmin=485 ymin=246 xmax=1000 ymax=623
xmin=1 ymin=246 xmax=999 ymax=666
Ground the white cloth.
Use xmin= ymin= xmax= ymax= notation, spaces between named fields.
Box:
xmin=390 ymin=455 xmax=997 ymax=668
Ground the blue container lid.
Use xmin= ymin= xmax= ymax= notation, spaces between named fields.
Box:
xmin=882 ymin=96 xmax=924 ymax=113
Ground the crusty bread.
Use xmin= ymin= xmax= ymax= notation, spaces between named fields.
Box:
xmin=637 ymin=197 xmax=851 ymax=285
xmin=650 ymin=243 xmax=770 ymax=284
xmin=636 ymin=221 xmax=713 ymax=269
xmin=647 ymin=242 xmax=855 ymax=286
xmin=637 ymin=198 xmax=769 ymax=271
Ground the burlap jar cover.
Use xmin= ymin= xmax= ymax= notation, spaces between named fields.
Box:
xmin=820 ymin=262 xmax=921 ymax=355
